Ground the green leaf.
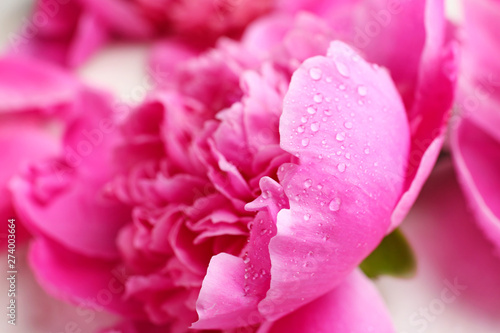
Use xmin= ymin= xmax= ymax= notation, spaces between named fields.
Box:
xmin=360 ymin=228 xmax=416 ymax=279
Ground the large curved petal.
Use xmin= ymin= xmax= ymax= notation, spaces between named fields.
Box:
xmin=457 ymin=0 xmax=500 ymax=143
xmin=259 ymin=41 xmax=410 ymax=320
xmin=261 ymin=270 xmax=394 ymax=333
xmin=451 ymin=119 xmax=500 ymax=249
xmin=389 ymin=0 xmax=457 ymax=229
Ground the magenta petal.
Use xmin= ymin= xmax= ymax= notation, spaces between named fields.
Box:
xmin=10 ymin=90 xmax=130 ymax=259
xmin=263 ymin=270 xmax=395 ymax=333
xmin=80 ymin=0 xmax=154 ymax=38
xmin=29 ymin=238 xmax=145 ymax=317
xmin=192 ymin=253 xmax=263 ymax=329
xmin=67 ymin=12 xmax=109 ymax=67
xmin=257 ymin=41 xmax=409 ymax=320
xmin=389 ymin=0 xmax=458 ymax=229
xmin=452 ymin=119 xmax=500 ymax=248
xmin=0 ymin=56 xmax=79 ymax=113
xmin=404 ymin=160 xmax=500 ymax=316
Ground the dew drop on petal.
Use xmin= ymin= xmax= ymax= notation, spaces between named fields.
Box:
xmin=313 ymin=93 xmax=323 ymax=103
xmin=307 ymin=107 xmax=317 ymax=115
xmin=357 ymin=85 xmax=367 ymax=96
xmin=309 ymin=67 xmax=322 ymax=80
xmin=337 ymin=163 xmax=346 ymax=173
xmin=303 ymin=213 xmax=311 ymax=221
xmin=335 ymin=61 xmax=350 ymax=77
xmin=297 ymin=125 xmax=305 ymax=133
xmin=301 ymin=116 xmax=308 ymax=123
xmin=344 ymin=121 xmax=353 ymax=129
xmin=364 ymin=148 xmax=370 ymax=154
xmin=311 ymin=122 xmax=320 ymax=132
xmin=336 ymin=132 xmax=346 ymax=142
xmin=302 ymin=138 xmax=310 ymax=147
xmin=304 ymin=179 xmax=313 ymax=188
xmin=329 ymin=197 xmax=341 ymax=211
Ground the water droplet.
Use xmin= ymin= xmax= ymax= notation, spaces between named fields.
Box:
xmin=336 ymin=132 xmax=346 ymax=142
xmin=326 ymin=77 xmax=332 ymax=83
xmin=243 ymin=256 xmax=250 ymax=264
xmin=364 ymin=148 xmax=370 ymax=154
xmin=357 ymin=86 xmax=367 ymax=96
xmin=307 ymin=107 xmax=316 ymax=115
xmin=303 ymin=214 xmax=311 ymax=221
xmin=301 ymin=116 xmax=308 ymax=123
xmin=344 ymin=121 xmax=353 ymax=129
xmin=313 ymin=93 xmax=323 ymax=103
xmin=304 ymin=179 xmax=313 ymax=188
xmin=345 ymin=153 xmax=351 ymax=159
xmin=317 ymin=184 xmax=323 ymax=190
xmin=311 ymin=122 xmax=320 ymax=132
xmin=337 ymin=163 xmax=346 ymax=172
xmin=301 ymin=138 xmax=310 ymax=147
xmin=338 ymin=84 xmax=346 ymax=91
xmin=324 ymin=109 xmax=332 ymax=116
xmin=335 ymin=61 xmax=350 ymax=77
xmin=309 ymin=67 xmax=322 ymax=80
xmin=297 ymin=125 xmax=305 ymax=133
xmin=329 ymin=197 xmax=341 ymax=211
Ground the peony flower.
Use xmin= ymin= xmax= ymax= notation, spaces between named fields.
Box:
xmin=10 ymin=0 xmax=456 ymax=332
xmin=0 ymin=56 xmax=81 ymax=248
xmin=11 ymin=0 xmax=273 ymax=67
xmin=451 ymin=0 xmax=500 ymax=250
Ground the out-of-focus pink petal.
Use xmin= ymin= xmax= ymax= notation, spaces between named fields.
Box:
xmin=29 ymin=238 xmax=145 ymax=318
xmin=451 ymin=119 xmax=500 ymax=249
xmin=262 ymin=270 xmax=395 ymax=333
xmin=10 ymin=89 xmax=130 ymax=259
xmin=259 ymin=41 xmax=410 ymax=320
xmin=80 ymin=0 xmax=154 ymax=38
xmin=404 ymin=160 xmax=500 ymax=317
xmin=67 ymin=12 xmax=109 ymax=67
xmin=0 ymin=56 xmax=79 ymax=113
xmin=458 ymin=0 xmax=500 ymax=143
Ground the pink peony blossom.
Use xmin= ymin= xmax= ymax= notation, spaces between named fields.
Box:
xmin=451 ymin=0 xmax=500 ymax=251
xmin=0 ymin=56 xmax=81 ymax=248
xmin=12 ymin=0 xmax=273 ymax=67
xmin=9 ymin=0 xmax=457 ymax=332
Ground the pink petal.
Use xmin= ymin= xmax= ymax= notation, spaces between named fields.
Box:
xmin=80 ymin=0 xmax=154 ymax=38
xmin=29 ymin=238 xmax=145 ymax=318
xmin=404 ymin=159 xmax=500 ymax=317
xmin=389 ymin=0 xmax=458 ymax=229
xmin=67 ymin=12 xmax=109 ymax=67
xmin=262 ymin=270 xmax=395 ymax=333
xmin=259 ymin=41 xmax=410 ymax=320
xmin=458 ymin=0 xmax=500 ymax=143
xmin=451 ymin=119 xmax=500 ymax=249
xmin=0 ymin=56 xmax=79 ymax=113
xmin=192 ymin=253 xmax=264 ymax=330
xmin=10 ymin=90 xmax=130 ymax=259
